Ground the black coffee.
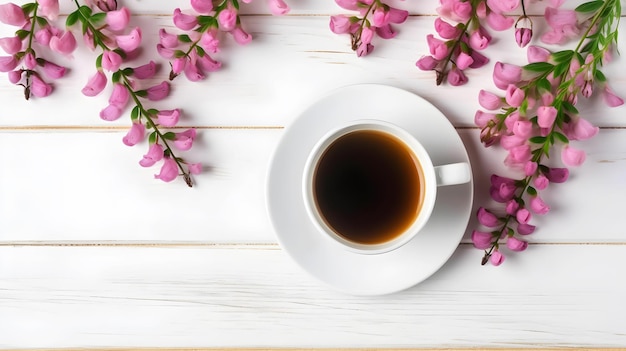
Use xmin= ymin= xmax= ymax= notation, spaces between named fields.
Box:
xmin=313 ymin=130 xmax=423 ymax=245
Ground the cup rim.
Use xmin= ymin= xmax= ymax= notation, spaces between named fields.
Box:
xmin=302 ymin=119 xmax=438 ymax=255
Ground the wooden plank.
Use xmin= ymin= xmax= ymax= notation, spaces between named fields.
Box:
xmin=1 ymin=16 xmax=625 ymax=128
xmin=0 ymin=245 xmax=625 ymax=348
xmin=1 ymin=128 xmax=626 ymax=243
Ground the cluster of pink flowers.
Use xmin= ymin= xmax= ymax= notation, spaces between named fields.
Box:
xmin=158 ymin=0 xmax=290 ymax=81
xmin=471 ymin=0 xmax=623 ymax=265
xmin=330 ymin=0 xmax=409 ymax=57
xmin=0 ymin=1 xmax=71 ymax=99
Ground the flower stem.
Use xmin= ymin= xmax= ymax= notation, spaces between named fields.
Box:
xmin=351 ymin=0 xmax=379 ymax=50
xmin=23 ymin=2 xmax=40 ymax=100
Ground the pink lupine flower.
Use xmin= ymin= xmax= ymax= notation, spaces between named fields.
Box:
xmin=568 ymin=117 xmax=598 ymax=141
xmin=506 ymin=237 xmax=528 ymax=252
xmin=561 ymin=145 xmax=586 ymax=166
xmin=154 ymin=157 xmax=179 ymax=182
xmin=173 ymin=8 xmax=198 ymax=31
xmin=447 ymin=66 xmax=468 ymax=86
xmin=493 ymin=62 xmax=522 ymax=89
xmin=537 ymin=106 xmax=557 ymax=128
xmin=116 ymin=27 xmax=142 ymax=52
xmin=330 ymin=15 xmax=352 ymax=34
xmin=534 ymin=174 xmax=549 ymax=190
xmin=541 ymin=7 xmax=579 ymax=44
xmin=30 ymin=75 xmax=52 ymax=97
xmin=545 ymin=167 xmax=569 ymax=183
xmin=268 ymin=0 xmax=290 ymax=15
xmin=38 ymin=0 xmax=60 ymax=20
xmin=83 ymin=29 xmax=96 ymax=50
xmin=49 ymin=31 xmax=77 ymax=55
xmin=505 ymin=84 xmax=525 ymax=107
xmin=527 ymin=45 xmax=551 ymax=63
xmin=372 ymin=7 xmax=390 ymax=27
xmin=93 ymin=0 xmax=118 ymax=12
xmin=514 ymin=16 xmax=532 ymax=47
xmin=416 ymin=55 xmax=439 ymax=71
xmin=191 ymin=0 xmax=214 ymax=14
xmin=434 ymin=18 xmax=460 ymax=39
xmin=471 ymin=230 xmax=493 ymax=249
xmin=218 ymin=7 xmax=238 ymax=32
xmin=512 ymin=120 xmax=532 ymax=138
xmin=474 ymin=110 xmax=496 ymax=128
xmin=469 ymin=29 xmax=490 ymax=50
xmin=360 ymin=26 xmax=374 ymax=45
xmin=188 ymin=163 xmax=202 ymax=175
xmin=0 ymin=36 xmax=22 ymax=55
xmin=145 ymin=81 xmax=170 ymax=101
xmin=232 ymin=26 xmax=252 ymax=45
xmin=140 ymin=143 xmax=164 ymax=167
xmin=487 ymin=0 xmax=520 ymax=14
xmin=426 ymin=34 xmax=449 ymax=60
xmin=387 ymin=7 xmax=408 ymax=23
xmin=0 ymin=3 xmax=28 ymax=27
xmin=335 ymin=0 xmax=359 ymax=11
xmin=486 ymin=11 xmax=514 ymax=31
xmin=109 ymin=83 xmax=129 ymax=108
xmin=81 ymin=71 xmax=107 ymax=96
xmin=517 ymin=223 xmax=536 ymax=235
xmin=602 ymin=85 xmax=624 ymax=107
xmin=478 ymin=90 xmax=501 ymax=110
xmin=99 ymin=104 xmax=123 ymax=121
xmin=8 ymin=69 xmax=21 ymax=83
xmin=173 ymin=128 xmax=197 ymax=151
xmin=171 ymin=57 xmax=187 ymax=75
xmin=157 ymin=109 xmax=180 ymax=127
xmin=524 ymin=161 xmax=538 ymax=176
xmin=376 ymin=24 xmax=397 ymax=39
xmin=505 ymin=199 xmax=519 ymax=215
xmin=477 ymin=207 xmax=499 ymax=227
xmin=500 ymin=134 xmax=525 ymax=150
xmin=101 ymin=50 xmax=123 ymax=71
xmin=184 ymin=61 xmax=205 ymax=81
xmin=456 ymin=52 xmax=473 ymax=70
xmin=469 ymin=50 xmax=489 ymax=69
xmin=40 ymin=60 xmax=67 ymax=79
xmin=504 ymin=144 xmax=531 ymax=166
xmin=356 ymin=42 xmax=373 ymax=57
xmin=515 ymin=208 xmax=531 ymax=224
xmin=530 ymin=196 xmax=550 ymax=215
xmin=201 ymin=30 xmax=220 ymax=53
xmin=490 ymin=250 xmax=505 ymax=266
xmin=23 ymin=52 xmax=36 ymax=70
xmin=131 ymin=61 xmax=156 ymax=79
xmin=159 ymin=29 xmax=179 ymax=49
xmin=122 ymin=122 xmax=145 ymax=146
xmin=196 ymin=53 xmax=222 ymax=72
xmin=106 ymin=7 xmax=131 ymax=31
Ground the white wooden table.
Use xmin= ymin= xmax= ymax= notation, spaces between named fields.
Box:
xmin=1 ymin=0 xmax=625 ymax=349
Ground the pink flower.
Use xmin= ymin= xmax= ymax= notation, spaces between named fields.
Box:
xmin=145 ymin=81 xmax=170 ymax=101
xmin=500 ymin=134 xmax=525 ymax=150
xmin=201 ymin=30 xmax=220 ymax=53
xmin=8 ymin=69 xmax=22 ymax=84
xmin=335 ymin=0 xmax=359 ymax=11
xmin=188 ymin=162 xmax=202 ymax=175
xmin=471 ymin=230 xmax=493 ymax=249
xmin=140 ymin=143 xmax=164 ymax=167
xmin=434 ymin=18 xmax=460 ymax=39
xmin=477 ymin=207 xmax=499 ymax=227
xmin=106 ymin=7 xmax=131 ymax=31
xmin=534 ymin=174 xmax=549 ymax=190
xmin=173 ymin=128 xmax=197 ymax=151
xmin=158 ymin=29 xmax=179 ymax=49
xmin=218 ymin=7 xmax=238 ymax=32
xmin=506 ymin=237 xmax=528 ymax=252
xmin=99 ymin=104 xmax=123 ymax=121
xmin=561 ymin=145 xmax=586 ymax=166
xmin=545 ymin=167 xmax=569 ymax=183
xmin=184 ymin=61 xmax=205 ymax=81
xmin=49 ymin=31 xmax=77 ymax=55
xmin=154 ymin=157 xmax=179 ymax=182
xmin=505 ymin=145 xmax=531 ymax=165
xmin=515 ymin=208 xmax=531 ymax=224
xmin=132 ymin=61 xmax=156 ymax=79
xmin=388 ymin=7 xmax=408 ymax=23
xmin=486 ymin=11 xmax=514 ymax=31
xmin=469 ymin=50 xmax=489 ymax=69
xmin=456 ymin=52 xmax=474 ymax=70
xmin=478 ymin=90 xmax=502 ymax=110
xmin=0 ymin=3 xmax=28 ymax=27
xmin=171 ymin=57 xmax=187 ymax=74
xmin=268 ymin=0 xmax=290 ymax=15
xmin=416 ymin=55 xmax=439 ymax=71
xmin=493 ymin=62 xmax=522 ymax=90
xmin=35 ymin=28 xmax=52 ymax=46
xmin=173 ymin=8 xmax=198 ymax=31
xmin=490 ymin=250 xmax=505 ymax=266
xmin=527 ymin=45 xmax=551 ymax=63
xmin=109 ymin=83 xmax=129 ymax=108
xmin=40 ymin=60 xmax=66 ymax=79
xmin=524 ymin=161 xmax=537 ymax=176
xmin=376 ymin=24 xmax=396 ymax=39
xmin=530 ymin=196 xmax=550 ymax=215
xmin=537 ymin=106 xmax=557 ymax=128
xmin=568 ymin=117 xmax=598 ymax=141
xmin=196 ymin=53 xmax=222 ymax=72
xmin=505 ymin=199 xmax=519 ymax=215
xmin=426 ymin=34 xmax=449 ymax=60
xmin=122 ymin=122 xmax=145 ymax=146
xmin=116 ymin=27 xmax=142 ymax=52
xmin=330 ymin=15 xmax=351 ymax=34
xmin=191 ymin=0 xmax=214 ymax=14
xmin=505 ymin=84 xmax=525 ymax=107
xmin=512 ymin=120 xmax=532 ymax=138
xmin=81 ymin=71 xmax=107 ymax=97
xmin=232 ymin=26 xmax=252 ymax=45
xmin=517 ymin=223 xmax=536 ymax=235
xmin=23 ymin=52 xmax=36 ymax=70
xmin=157 ymin=109 xmax=180 ymax=127
xmin=469 ymin=28 xmax=490 ymax=50
xmin=30 ymin=75 xmax=52 ymax=97
xmin=101 ymin=50 xmax=123 ymax=71
xmin=447 ymin=66 xmax=468 ymax=86
xmin=541 ymin=7 xmax=579 ymax=44
xmin=38 ymin=0 xmax=60 ymax=20
xmin=487 ymin=0 xmax=520 ymax=13
xmin=0 ymin=36 xmax=22 ymax=54
xmin=356 ymin=42 xmax=373 ymax=57
xmin=372 ymin=7 xmax=390 ymax=27
xmin=360 ymin=26 xmax=374 ymax=45
xmin=603 ymin=85 xmax=624 ymax=107
xmin=474 ymin=110 xmax=496 ymax=128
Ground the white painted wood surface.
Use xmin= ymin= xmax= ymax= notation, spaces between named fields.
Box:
xmin=1 ymin=0 xmax=625 ymax=349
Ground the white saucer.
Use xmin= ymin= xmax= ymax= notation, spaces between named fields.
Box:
xmin=266 ymin=84 xmax=474 ymax=296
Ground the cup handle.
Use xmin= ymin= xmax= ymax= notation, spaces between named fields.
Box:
xmin=434 ymin=162 xmax=471 ymax=186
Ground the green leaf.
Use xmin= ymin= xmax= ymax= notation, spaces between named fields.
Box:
xmin=195 ymin=45 xmax=206 ymax=57
xmin=66 ymin=11 xmax=80 ymax=27
xmin=562 ymin=101 xmax=579 ymax=114
xmin=594 ymin=70 xmax=607 ymax=82
xmin=178 ymin=34 xmax=193 ymax=43
xmin=122 ymin=67 xmax=134 ymax=76
xmin=95 ymin=54 xmax=103 ymax=69
xmin=130 ymin=106 xmax=140 ymax=121
xmin=149 ymin=131 xmax=157 ymax=144
xmin=575 ymin=0 xmax=604 ymax=13
xmin=527 ymin=186 xmax=537 ymax=196
xmin=524 ymin=62 xmax=554 ymax=73
xmin=536 ymin=78 xmax=552 ymax=92
xmin=35 ymin=16 xmax=48 ymax=27
xmin=174 ymin=50 xmax=187 ymax=58
xmin=147 ymin=108 xmax=159 ymax=115
xmin=551 ymin=50 xmax=574 ymax=63
xmin=529 ymin=136 xmax=547 ymax=144
xmin=78 ymin=5 xmax=92 ymax=18
xmin=232 ymin=0 xmax=240 ymax=10
xmin=543 ymin=142 xmax=551 ymax=157
xmin=21 ymin=3 xmax=37 ymax=15
xmin=197 ymin=15 xmax=217 ymax=27
xmin=163 ymin=132 xmax=176 ymax=140
xmin=552 ymin=62 xmax=568 ymax=78
xmin=554 ymin=131 xmax=569 ymax=144
xmin=112 ymin=71 xmax=121 ymax=83
xmin=16 ymin=29 xmax=30 ymax=40
xmin=90 ymin=12 xmax=106 ymax=24
xmin=135 ymin=90 xmax=147 ymax=98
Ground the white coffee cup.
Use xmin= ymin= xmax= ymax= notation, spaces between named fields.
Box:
xmin=302 ymin=120 xmax=470 ymax=255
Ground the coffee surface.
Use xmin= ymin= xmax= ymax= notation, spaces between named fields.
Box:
xmin=313 ymin=130 xmax=423 ymax=244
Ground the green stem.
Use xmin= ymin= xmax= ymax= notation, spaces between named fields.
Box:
xmin=121 ymin=74 xmax=193 ymax=187
xmin=23 ymin=2 xmax=39 ymax=100
xmin=574 ymin=0 xmax=612 ymax=53
xmin=351 ymin=0 xmax=379 ymax=50
xmin=73 ymin=0 xmax=111 ymax=51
